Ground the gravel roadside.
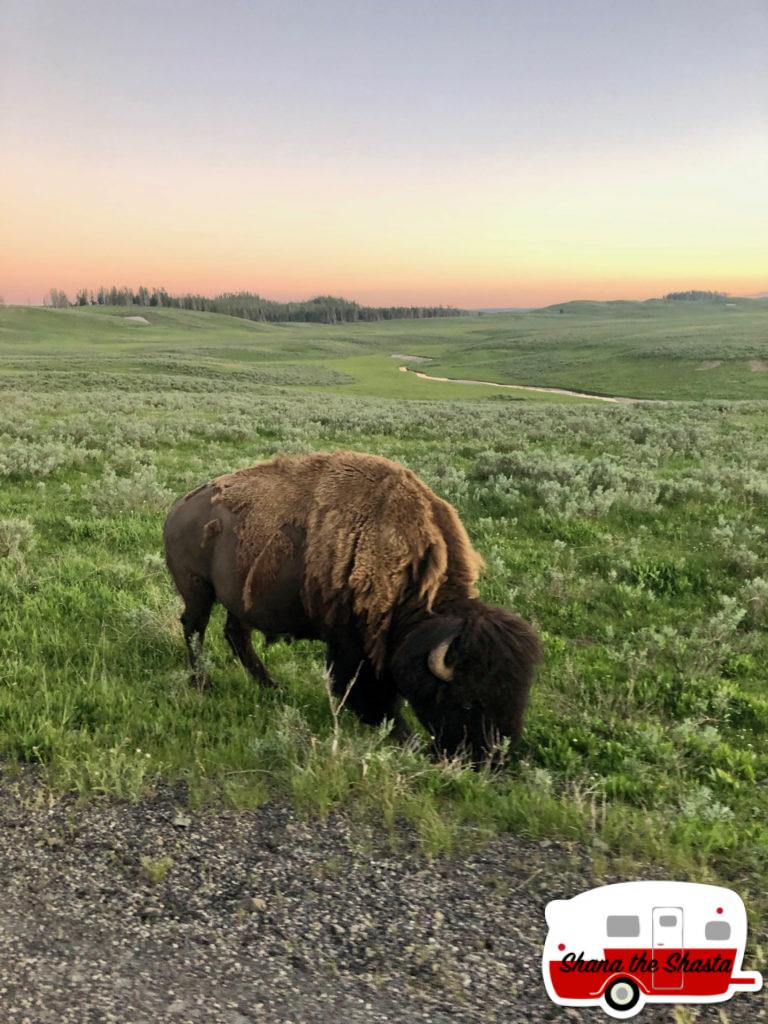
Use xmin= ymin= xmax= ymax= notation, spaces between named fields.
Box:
xmin=0 ymin=772 xmax=764 ymax=1024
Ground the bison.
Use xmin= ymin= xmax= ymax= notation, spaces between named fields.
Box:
xmin=163 ymin=450 xmax=540 ymax=763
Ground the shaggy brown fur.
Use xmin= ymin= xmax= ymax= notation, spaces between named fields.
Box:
xmin=165 ymin=449 xmax=541 ymax=763
xmin=212 ymin=451 xmax=484 ymax=671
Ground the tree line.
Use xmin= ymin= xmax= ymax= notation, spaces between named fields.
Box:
xmin=663 ymin=290 xmax=729 ymax=302
xmin=45 ymin=286 xmax=465 ymax=323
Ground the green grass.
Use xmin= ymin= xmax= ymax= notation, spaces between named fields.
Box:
xmin=0 ymin=303 xmax=767 ymax=950
xmin=425 ymin=299 xmax=768 ymax=401
xmin=2 ymin=297 xmax=767 ymax=401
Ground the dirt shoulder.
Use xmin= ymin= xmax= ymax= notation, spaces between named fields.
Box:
xmin=0 ymin=772 xmax=763 ymax=1023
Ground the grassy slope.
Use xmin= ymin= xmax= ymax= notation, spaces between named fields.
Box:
xmin=0 ymin=306 xmax=576 ymax=403
xmin=2 ymin=298 xmax=767 ymax=401
xmin=0 ymin=303 xmax=767 ymax=948
xmin=419 ymin=299 xmax=768 ymax=401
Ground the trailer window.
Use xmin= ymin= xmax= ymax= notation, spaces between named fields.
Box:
xmin=607 ymin=916 xmax=640 ymax=937
xmin=659 ymin=915 xmax=678 ymax=927
xmin=705 ymin=921 xmax=731 ymax=941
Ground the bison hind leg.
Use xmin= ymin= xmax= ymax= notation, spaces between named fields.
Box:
xmin=224 ymin=613 xmax=276 ymax=688
xmin=180 ymin=575 xmax=215 ymax=690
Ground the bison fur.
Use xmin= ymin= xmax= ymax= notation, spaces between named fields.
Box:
xmin=163 ymin=451 xmax=541 ymax=763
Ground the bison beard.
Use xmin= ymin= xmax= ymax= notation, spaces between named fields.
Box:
xmin=163 ymin=451 xmax=541 ymax=764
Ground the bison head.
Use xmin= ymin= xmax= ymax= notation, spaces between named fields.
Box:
xmin=390 ymin=601 xmax=541 ymax=765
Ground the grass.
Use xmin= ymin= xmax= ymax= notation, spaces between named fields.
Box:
xmin=140 ymin=854 xmax=174 ymax=884
xmin=0 ymin=302 xmax=767 ymax=955
xmin=1 ymin=297 xmax=766 ymax=401
xmin=423 ymin=299 xmax=768 ymax=401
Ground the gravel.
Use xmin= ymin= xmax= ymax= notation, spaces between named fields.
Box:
xmin=0 ymin=770 xmax=764 ymax=1024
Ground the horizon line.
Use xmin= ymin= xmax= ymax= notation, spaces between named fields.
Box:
xmin=5 ymin=288 xmax=767 ymax=312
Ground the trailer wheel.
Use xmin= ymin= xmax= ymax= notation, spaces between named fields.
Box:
xmin=603 ymin=978 xmax=642 ymax=1015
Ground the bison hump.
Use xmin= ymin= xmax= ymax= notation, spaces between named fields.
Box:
xmin=302 ymin=455 xmax=482 ymax=670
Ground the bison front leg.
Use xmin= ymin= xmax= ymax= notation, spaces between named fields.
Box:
xmin=325 ymin=633 xmax=403 ymax=733
xmin=224 ymin=613 xmax=276 ymax=688
xmin=180 ymin=576 xmax=215 ymax=690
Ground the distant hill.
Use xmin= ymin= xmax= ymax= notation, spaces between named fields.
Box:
xmin=535 ymin=296 xmax=767 ymax=316
xmin=2 ymin=297 xmax=767 ymax=402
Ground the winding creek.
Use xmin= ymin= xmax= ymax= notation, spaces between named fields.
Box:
xmin=396 ymin=362 xmax=649 ymax=404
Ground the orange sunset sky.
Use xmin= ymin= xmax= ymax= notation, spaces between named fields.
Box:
xmin=2 ymin=0 xmax=767 ymax=307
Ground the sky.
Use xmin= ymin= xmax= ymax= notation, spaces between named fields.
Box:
xmin=1 ymin=0 xmax=766 ymax=307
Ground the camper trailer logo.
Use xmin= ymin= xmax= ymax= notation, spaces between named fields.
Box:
xmin=543 ymin=881 xmax=762 ymax=1018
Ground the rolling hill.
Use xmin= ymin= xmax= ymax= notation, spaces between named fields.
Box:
xmin=1 ymin=297 xmax=767 ymax=401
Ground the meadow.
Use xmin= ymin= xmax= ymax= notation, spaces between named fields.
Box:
xmin=0 ymin=302 xmax=767 ymax=946
xmin=3 ymin=297 xmax=768 ymax=401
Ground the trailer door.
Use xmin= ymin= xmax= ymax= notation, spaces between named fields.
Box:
xmin=652 ymin=907 xmax=684 ymax=990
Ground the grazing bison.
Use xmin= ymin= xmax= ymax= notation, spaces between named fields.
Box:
xmin=163 ymin=451 xmax=540 ymax=763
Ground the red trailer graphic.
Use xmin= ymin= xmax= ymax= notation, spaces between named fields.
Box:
xmin=543 ymin=881 xmax=762 ymax=1018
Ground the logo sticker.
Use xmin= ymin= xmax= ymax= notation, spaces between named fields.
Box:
xmin=543 ymin=881 xmax=763 ymax=1018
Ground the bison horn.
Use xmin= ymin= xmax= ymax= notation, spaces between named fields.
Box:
xmin=428 ymin=639 xmax=454 ymax=682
